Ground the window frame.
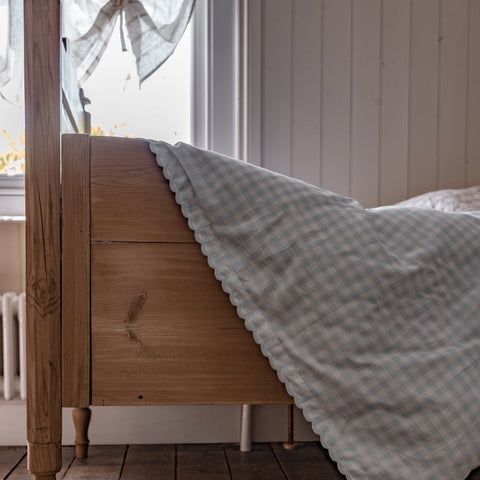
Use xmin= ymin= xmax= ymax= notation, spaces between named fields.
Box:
xmin=0 ymin=174 xmax=25 ymax=218
xmin=192 ymin=0 xmax=246 ymax=160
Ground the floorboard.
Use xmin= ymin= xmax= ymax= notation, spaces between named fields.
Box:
xmin=62 ymin=445 xmax=126 ymax=480
xmin=5 ymin=447 xmax=75 ymax=480
xmin=225 ymin=443 xmax=286 ymax=480
xmin=176 ymin=444 xmax=230 ymax=480
xmin=468 ymin=467 xmax=480 ymax=479
xmin=0 ymin=447 xmax=25 ymax=479
xmin=121 ymin=445 xmax=175 ymax=480
xmin=271 ymin=443 xmax=345 ymax=480
xmin=2 ymin=443 xmax=480 ymax=479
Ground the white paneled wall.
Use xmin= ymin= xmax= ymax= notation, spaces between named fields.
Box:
xmin=248 ymin=0 xmax=480 ymax=208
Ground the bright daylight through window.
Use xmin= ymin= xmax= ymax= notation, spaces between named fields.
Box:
xmin=0 ymin=2 xmax=24 ymax=176
xmin=0 ymin=5 xmax=192 ymax=176
xmin=82 ymin=19 xmax=191 ymax=144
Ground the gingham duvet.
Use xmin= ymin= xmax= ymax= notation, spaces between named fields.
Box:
xmin=150 ymin=140 xmax=480 ymax=480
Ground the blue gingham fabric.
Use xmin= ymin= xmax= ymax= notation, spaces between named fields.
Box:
xmin=150 ymin=140 xmax=480 ymax=480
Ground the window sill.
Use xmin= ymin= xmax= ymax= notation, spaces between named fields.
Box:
xmin=0 ymin=175 xmax=25 ymax=218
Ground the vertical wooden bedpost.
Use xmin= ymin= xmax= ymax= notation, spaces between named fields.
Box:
xmin=24 ymin=0 xmax=62 ymax=478
xmin=62 ymin=133 xmax=92 ymax=458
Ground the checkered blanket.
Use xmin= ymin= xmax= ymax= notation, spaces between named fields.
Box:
xmin=150 ymin=140 xmax=480 ymax=480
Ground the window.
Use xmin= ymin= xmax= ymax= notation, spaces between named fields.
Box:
xmin=1 ymin=0 xmax=25 ymax=218
xmin=0 ymin=0 xmax=242 ymax=218
xmin=0 ymin=92 xmax=25 ymax=217
xmin=82 ymin=0 xmax=242 ymax=155
xmin=82 ymin=18 xmax=191 ymax=144
xmin=0 ymin=0 xmax=24 ymax=178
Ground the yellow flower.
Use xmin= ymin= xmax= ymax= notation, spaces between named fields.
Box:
xmin=0 ymin=129 xmax=25 ymax=175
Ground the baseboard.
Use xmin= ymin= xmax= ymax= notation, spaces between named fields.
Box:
xmin=0 ymin=403 xmax=318 ymax=446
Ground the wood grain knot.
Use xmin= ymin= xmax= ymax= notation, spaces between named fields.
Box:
xmin=125 ymin=292 xmax=147 ymax=347
xmin=127 ymin=292 xmax=147 ymax=324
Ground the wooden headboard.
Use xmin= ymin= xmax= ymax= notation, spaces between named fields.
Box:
xmin=61 ymin=134 xmax=291 ymax=409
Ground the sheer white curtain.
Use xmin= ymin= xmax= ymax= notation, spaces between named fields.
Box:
xmin=62 ymin=0 xmax=195 ymax=85
xmin=0 ymin=0 xmax=194 ymax=93
xmin=0 ymin=0 xmax=23 ymax=104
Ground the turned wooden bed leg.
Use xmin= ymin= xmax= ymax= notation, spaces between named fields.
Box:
xmin=27 ymin=442 xmax=62 ymax=480
xmin=73 ymin=407 xmax=92 ymax=459
xmin=282 ymin=404 xmax=296 ymax=450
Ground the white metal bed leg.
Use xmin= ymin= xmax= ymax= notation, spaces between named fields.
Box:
xmin=240 ymin=404 xmax=252 ymax=452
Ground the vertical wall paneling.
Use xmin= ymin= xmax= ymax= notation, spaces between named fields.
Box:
xmin=379 ymin=0 xmax=410 ymax=205
xmin=408 ymin=0 xmax=440 ymax=197
xmin=262 ymin=0 xmax=292 ymax=175
xmin=466 ymin=0 xmax=480 ymax=186
xmin=321 ymin=0 xmax=352 ymax=196
xmin=350 ymin=0 xmax=382 ymax=207
xmin=210 ymin=0 xmax=237 ymax=156
xmin=251 ymin=0 xmax=479 ymax=208
xmin=236 ymin=0 xmax=247 ymax=161
xmin=191 ymin=0 xmax=209 ymax=150
xmin=437 ymin=0 xmax=469 ymax=189
xmin=290 ymin=0 xmax=322 ymax=185
xmin=246 ymin=1 xmax=263 ymax=167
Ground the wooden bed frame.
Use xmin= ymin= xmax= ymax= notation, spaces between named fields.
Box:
xmin=24 ymin=2 xmax=292 ymax=478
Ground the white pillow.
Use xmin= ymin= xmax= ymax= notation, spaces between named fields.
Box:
xmin=395 ymin=185 xmax=480 ymax=212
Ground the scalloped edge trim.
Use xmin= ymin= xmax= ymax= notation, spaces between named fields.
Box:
xmin=150 ymin=140 xmax=361 ymax=480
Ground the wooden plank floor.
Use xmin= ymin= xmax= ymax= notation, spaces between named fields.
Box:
xmin=1 ymin=444 xmax=480 ymax=479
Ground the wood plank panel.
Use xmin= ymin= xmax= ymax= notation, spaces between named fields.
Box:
xmin=0 ymin=447 xmax=25 ymax=479
xmin=121 ymin=445 xmax=175 ymax=479
xmin=350 ymin=0 xmax=382 ymax=207
xmin=262 ymin=0 xmax=292 ymax=175
xmin=63 ymin=445 xmax=126 ymax=480
xmin=90 ymin=136 xmax=195 ymax=243
xmin=466 ymin=0 xmax=480 ymax=186
xmin=6 ymin=447 xmax=75 ymax=480
xmin=91 ymin=243 xmax=292 ymax=406
xmin=408 ymin=0 xmax=440 ymax=197
xmin=468 ymin=466 xmax=480 ymax=480
xmin=24 ymin=0 xmax=63 ymax=476
xmin=438 ymin=0 xmax=469 ymax=189
xmin=62 ymin=134 xmax=90 ymax=408
xmin=225 ymin=443 xmax=286 ymax=480
xmin=59 ymin=447 xmax=76 ymax=480
xmin=291 ymin=0 xmax=322 ymax=186
xmin=177 ymin=445 xmax=230 ymax=480
xmin=321 ymin=0 xmax=352 ymax=197
xmin=271 ymin=443 xmax=345 ymax=480
xmin=379 ymin=0 xmax=410 ymax=205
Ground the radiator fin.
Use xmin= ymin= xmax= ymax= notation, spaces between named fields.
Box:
xmin=1 ymin=292 xmax=26 ymax=400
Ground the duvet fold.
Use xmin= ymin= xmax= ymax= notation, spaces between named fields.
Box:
xmin=150 ymin=140 xmax=480 ymax=480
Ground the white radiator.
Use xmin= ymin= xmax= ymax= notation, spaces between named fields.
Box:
xmin=0 ymin=292 xmax=26 ymax=400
